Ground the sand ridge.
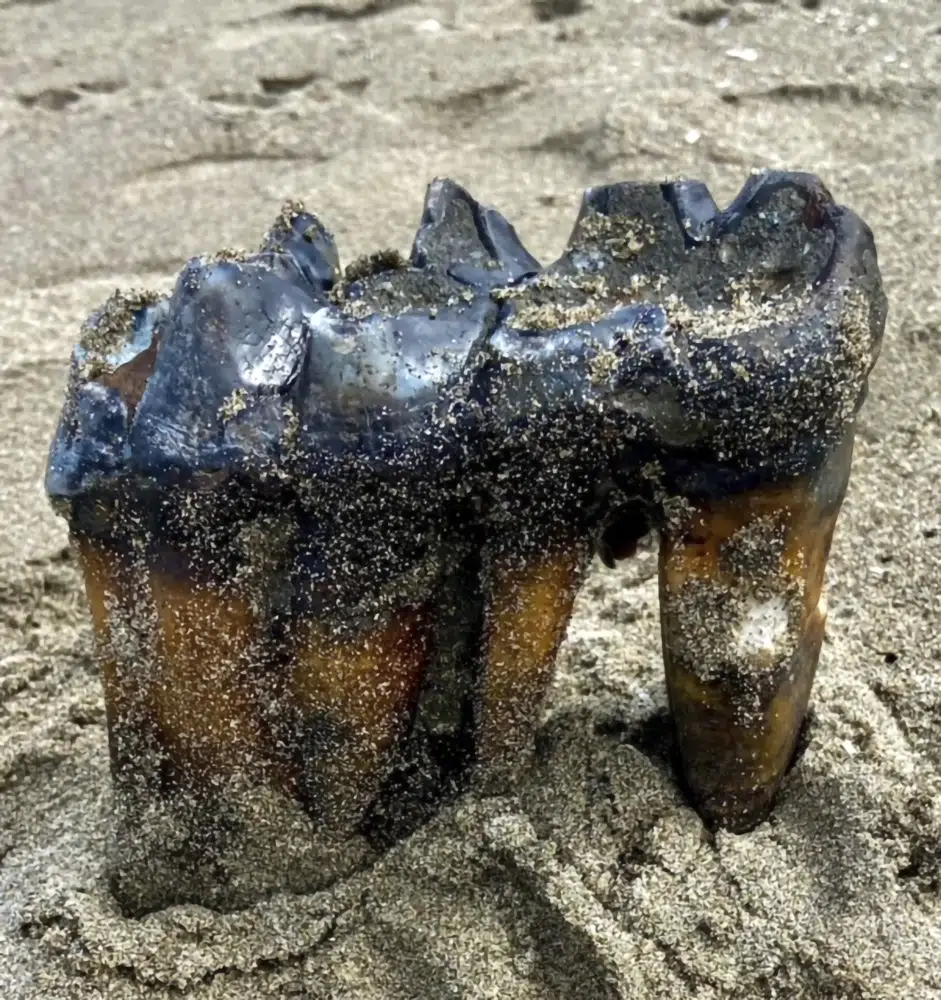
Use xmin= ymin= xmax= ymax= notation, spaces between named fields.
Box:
xmin=1 ymin=0 xmax=940 ymax=997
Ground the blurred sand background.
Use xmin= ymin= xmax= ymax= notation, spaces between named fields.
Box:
xmin=1 ymin=0 xmax=940 ymax=997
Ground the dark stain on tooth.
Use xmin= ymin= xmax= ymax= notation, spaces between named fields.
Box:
xmin=46 ymin=171 xmax=886 ymax=911
xmin=206 ymin=91 xmax=281 ymax=109
xmin=723 ymin=80 xmax=940 ymax=110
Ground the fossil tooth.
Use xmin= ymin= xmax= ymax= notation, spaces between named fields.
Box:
xmin=46 ymin=172 xmax=885 ymax=913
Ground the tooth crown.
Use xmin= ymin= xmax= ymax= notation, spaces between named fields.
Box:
xmin=48 ymin=172 xmax=885 ymax=526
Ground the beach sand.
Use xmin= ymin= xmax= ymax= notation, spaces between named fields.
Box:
xmin=1 ymin=0 xmax=940 ymax=996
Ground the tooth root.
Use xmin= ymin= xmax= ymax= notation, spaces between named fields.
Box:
xmin=475 ymin=541 xmax=587 ymax=788
xmin=658 ymin=436 xmax=853 ymax=832
xmin=78 ymin=537 xmax=280 ymax=914
xmin=290 ymin=608 xmax=431 ymax=830
xmin=147 ymin=569 xmax=269 ymax=782
xmin=76 ymin=536 xmax=125 ymax=726
xmin=75 ymin=535 xmax=152 ymax=775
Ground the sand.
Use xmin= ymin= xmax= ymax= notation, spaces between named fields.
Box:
xmin=1 ymin=0 xmax=940 ymax=996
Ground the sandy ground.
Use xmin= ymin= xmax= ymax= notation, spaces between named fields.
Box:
xmin=1 ymin=0 xmax=940 ymax=997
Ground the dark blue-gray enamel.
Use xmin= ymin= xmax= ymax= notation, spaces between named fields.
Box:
xmin=662 ymin=181 xmax=719 ymax=245
xmin=46 ymin=172 xmax=886 ymax=517
xmin=411 ymin=178 xmax=541 ymax=289
xmin=126 ymin=257 xmax=310 ymax=476
xmin=259 ymin=211 xmax=340 ymax=296
xmin=46 ymin=382 xmax=129 ymax=500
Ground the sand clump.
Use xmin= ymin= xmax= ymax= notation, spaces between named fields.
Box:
xmin=2 ymin=0 xmax=941 ymax=998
